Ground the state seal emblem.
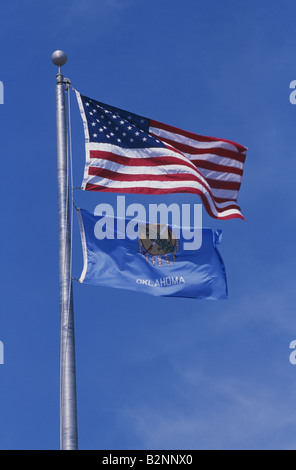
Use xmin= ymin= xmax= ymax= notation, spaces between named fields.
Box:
xmin=138 ymin=223 xmax=179 ymax=267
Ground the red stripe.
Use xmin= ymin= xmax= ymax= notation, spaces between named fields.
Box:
xmin=205 ymin=178 xmax=241 ymax=191
xmin=88 ymin=167 xmax=241 ymax=191
xmin=151 ymin=133 xmax=246 ymax=163
xmin=190 ymin=159 xmax=243 ymax=176
xmin=89 ymin=150 xmax=198 ymax=171
xmin=214 ymin=196 xmax=237 ymax=203
xmin=84 ymin=184 xmax=244 ymax=220
xmin=150 ymin=119 xmax=247 ymax=153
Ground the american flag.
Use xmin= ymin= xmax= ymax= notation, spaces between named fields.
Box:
xmin=75 ymin=91 xmax=247 ymax=220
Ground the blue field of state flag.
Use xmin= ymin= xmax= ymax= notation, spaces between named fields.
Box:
xmin=77 ymin=208 xmax=228 ymax=300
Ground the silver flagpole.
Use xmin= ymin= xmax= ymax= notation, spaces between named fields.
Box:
xmin=52 ymin=50 xmax=78 ymax=450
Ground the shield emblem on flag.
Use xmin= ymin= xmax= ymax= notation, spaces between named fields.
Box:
xmin=138 ymin=223 xmax=179 ymax=267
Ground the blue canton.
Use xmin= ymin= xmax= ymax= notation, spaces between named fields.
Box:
xmin=80 ymin=94 xmax=166 ymax=149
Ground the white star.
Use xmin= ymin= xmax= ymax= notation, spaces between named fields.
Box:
xmin=85 ymin=103 xmax=90 ymax=107
xmin=143 ymin=137 xmax=147 ymax=141
xmin=91 ymin=122 xmax=96 ymax=127
xmin=135 ymin=132 xmax=140 ymax=136
xmin=99 ymin=128 xmax=103 ymax=132
xmin=117 ymin=138 xmax=121 ymax=142
xmin=93 ymin=133 xmax=98 ymax=138
xmin=127 ymin=126 xmax=132 ymax=130
xmin=130 ymin=138 xmax=134 ymax=142
xmin=120 ymin=120 xmax=125 ymax=125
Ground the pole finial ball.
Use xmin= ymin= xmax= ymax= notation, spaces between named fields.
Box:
xmin=52 ymin=50 xmax=68 ymax=67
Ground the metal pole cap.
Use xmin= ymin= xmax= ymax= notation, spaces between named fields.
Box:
xmin=52 ymin=50 xmax=68 ymax=67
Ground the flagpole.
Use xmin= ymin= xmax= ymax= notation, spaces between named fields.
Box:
xmin=52 ymin=50 xmax=78 ymax=450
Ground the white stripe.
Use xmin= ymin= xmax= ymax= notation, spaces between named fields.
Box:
xmin=85 ymin=175 xmax=208 ymax=190
xmin=187 ymin=154 xmax=244 ymax=171
xmin=87 ymin=158 xmax=205 ymax=177
xmin=214 ymin=199 xmax=240 ymax=209
xmin=211 ymin=188 xmax=239 ymax=200
xmin=150 ymin=126 xmax=246 ymax=155
xmin=197 ymin=168 xmax=241 ymax=183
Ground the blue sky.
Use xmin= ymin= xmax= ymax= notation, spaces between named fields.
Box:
xmin=1 ymin=0 xmax=296 ymax=450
